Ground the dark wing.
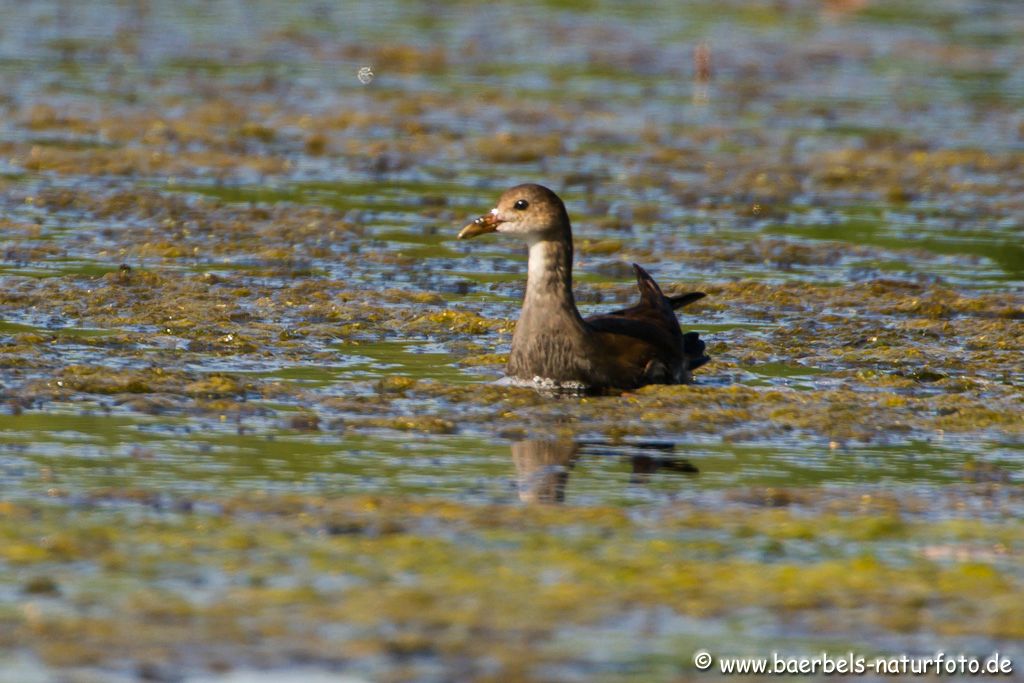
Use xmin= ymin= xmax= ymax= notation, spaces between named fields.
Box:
xmin=585 ymin=264 xmax=709 ymax=384
xmin=605 ymin=266 xmax=705 ymax=318
xmin=588 ymin=264 xmax=683 ymax=340
xmin=585 ymin=316 xmax=682 ymax=387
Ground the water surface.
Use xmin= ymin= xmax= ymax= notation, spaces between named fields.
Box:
xmin=0 ymin=1 xmax=1022 ymax=681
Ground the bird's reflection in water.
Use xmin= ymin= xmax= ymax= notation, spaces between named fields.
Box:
xmin=511 ymin=440 xmax=579 ymax=504
xmin=511 ymin=440 xmax=698 ymax=504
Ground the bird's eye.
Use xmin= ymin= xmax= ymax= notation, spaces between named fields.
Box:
xmin=513 ymin=199 xmax=529 ymax=210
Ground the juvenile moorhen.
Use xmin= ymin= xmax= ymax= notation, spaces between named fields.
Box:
xmin=458 ymin=183 xmax=709 ymax=391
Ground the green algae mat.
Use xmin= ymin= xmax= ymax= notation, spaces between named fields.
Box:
xmin=1 ymin=1 xmax=1023 ymax=681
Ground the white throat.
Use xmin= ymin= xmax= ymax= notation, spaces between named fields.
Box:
xmin=526 ymin=237 xmax=554 ymax=288
xmin=518 ymin=236 xmax=582 ymax=327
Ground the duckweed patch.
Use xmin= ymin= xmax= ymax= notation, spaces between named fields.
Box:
xmin=0 ymin=492 xmax=1022 ymax=679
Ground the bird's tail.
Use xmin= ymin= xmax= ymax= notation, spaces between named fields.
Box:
xmin=668 ymin=291 xmax=706 ymax=310
xmin=683 ymin=331 xmax=710 ymax=370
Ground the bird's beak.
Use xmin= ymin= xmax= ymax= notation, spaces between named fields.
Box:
xmin=458 ymin=210 xmax=503 ymax=239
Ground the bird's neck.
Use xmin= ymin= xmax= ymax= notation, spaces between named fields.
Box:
xmin=508 ymin=234 xmax=592 ymax=384
xmin=521 ymin=236 xmax=581 ymax=323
